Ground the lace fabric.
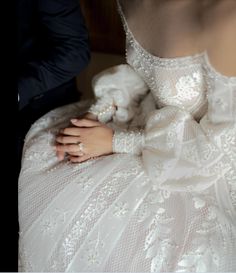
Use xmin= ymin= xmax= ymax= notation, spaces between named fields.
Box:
xmin=18 ymin=1 xmax=236 ymax=272
xmin=112 ymin=129 xmax=144 ymax=155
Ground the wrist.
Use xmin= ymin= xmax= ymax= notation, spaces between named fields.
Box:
xmin=112 ymin=129 xmax=144 ymax=155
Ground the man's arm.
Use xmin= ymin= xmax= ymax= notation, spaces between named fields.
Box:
xmin=18 ymin=0 xmax=90 ymax=109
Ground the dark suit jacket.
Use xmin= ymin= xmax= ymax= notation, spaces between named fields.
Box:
xmin=18 ymin=0 xmax=90 ymax=110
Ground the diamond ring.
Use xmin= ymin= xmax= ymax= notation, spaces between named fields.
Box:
xmin=78 ymin=142 xmax=84 ymax=152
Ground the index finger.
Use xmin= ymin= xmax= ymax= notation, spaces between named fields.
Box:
xmin=60 ymin=127 xmax=82 ymax=136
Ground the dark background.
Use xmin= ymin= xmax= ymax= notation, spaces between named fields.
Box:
xmin=80 ymin=0 xmax=125 ymax=54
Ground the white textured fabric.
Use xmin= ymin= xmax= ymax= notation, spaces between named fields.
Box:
xmin=88 ymin=64 xmax=149 ymax=124
xmin=18 ymin=2 xmax=236 ymax=272
xmin=88 ymin=102 xmax=116 ymax=123
xmin=112 ymin=129 xmax=144 ymax=155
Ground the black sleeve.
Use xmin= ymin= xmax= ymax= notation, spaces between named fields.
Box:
xmin=18 ymin=0 xmax=90 ymax=109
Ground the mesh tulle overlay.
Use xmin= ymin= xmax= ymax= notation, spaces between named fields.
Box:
xmin=19 ymin=1 xmax=236 ymax=271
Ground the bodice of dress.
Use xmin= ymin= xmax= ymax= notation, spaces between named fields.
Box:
xmin=117 ymin=1 xmax=236 ymax=121
xmin=117 ymin=3 xmax=206 ymax=120
xmin=112 ymin=2 xmax=236 ymax=198
xmin=129 ymin=55 xmax=209 ymax=120
xmin=88 ymin=1 xmax=236 ymax=166
xmin=126 ymin=38 xmax=208 ymax=120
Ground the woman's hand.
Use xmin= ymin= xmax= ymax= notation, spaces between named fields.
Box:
xmin=55 ymin=111 xmax=97 ymax=160
xmin=55 ymin=118 xmax=114 ymax=163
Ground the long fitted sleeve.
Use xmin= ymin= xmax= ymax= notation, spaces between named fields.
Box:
xmin=112 ymin=129 xmax=145 ymax=155
xmin=141 ymin=76 xmax=236 ymax=193
xmin=112 ymin=73 xmax=236 ymax=196
xmin=90 ymin=63 xmax=236 ymax=196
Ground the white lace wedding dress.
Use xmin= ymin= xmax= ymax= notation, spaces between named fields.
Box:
xmin=18 ymin=2 xmax=236 ymax=272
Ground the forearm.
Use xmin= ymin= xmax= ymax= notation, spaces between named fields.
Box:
xmin=18 ymin=0 xmax=90 ymax=109
xmin=18 ymin=45 xmax=90 ymax=109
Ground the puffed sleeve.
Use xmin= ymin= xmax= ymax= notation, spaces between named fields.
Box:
xmin=87 ymin=64 xmax=149 ymax=123
xmin=90 ymin=65 xmax=236 ymax=193
xmin=142 ymin=77 xmax=236 ymax=192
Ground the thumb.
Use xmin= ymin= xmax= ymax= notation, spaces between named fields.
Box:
xmin=71 ymin=118 xmax=101 ymax=128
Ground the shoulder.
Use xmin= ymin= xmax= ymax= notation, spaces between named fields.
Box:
xmin=201 ymin=1 xmax=236 ymax=77
xmin=203 ymin=1 xmax=236 ymax=49
xmin=202 ymin=1 xmax=236 ymax=32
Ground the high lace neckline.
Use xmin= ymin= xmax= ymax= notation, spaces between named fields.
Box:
xmin=117 ymin=0 xmax=236 ymax=83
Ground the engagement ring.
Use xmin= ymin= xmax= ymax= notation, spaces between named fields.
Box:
xmin=78 ymin=142 xmax=84 ymax=152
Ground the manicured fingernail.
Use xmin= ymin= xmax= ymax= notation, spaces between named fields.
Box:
xmin=71 ymin=119 xmax=78 ymax=123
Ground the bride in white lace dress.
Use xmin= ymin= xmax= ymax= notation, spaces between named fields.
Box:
xmin=18 ymin=0 xmax=236 ymax=271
